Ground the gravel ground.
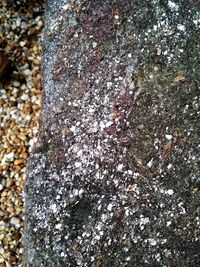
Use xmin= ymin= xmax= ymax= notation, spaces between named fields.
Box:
xmin=0 ymin=1 xmax=44 ymax=266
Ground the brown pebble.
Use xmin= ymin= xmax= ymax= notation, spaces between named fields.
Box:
xmin=13 ymin=165 xmax=21 ymax=172
xmin=6 ymin=206 xmax=14 ymax=213
xmin=14 ymin=159 xmax=24 ymax=165
xmin=6 ymin=179 xmax=14 ymax=187
xmin=0 ymin=99 xmax=5 ymax=105
xmin=28 ymin=27 xmax=36 ymax=36
xmin=0 ymin=165 xmax=3 ymax=172
xmin=10 ymin=254 xmax=17 ymax=264
xmin=32 ymin=104 xmax=40 ymax=111
xmin=0 ymin=51 xmax=10 ymax=80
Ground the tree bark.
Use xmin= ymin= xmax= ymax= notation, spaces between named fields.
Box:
xmin=24 ymin=0 xmax=200 ymax=266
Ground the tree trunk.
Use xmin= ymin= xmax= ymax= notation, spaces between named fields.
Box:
xmin=24 ymin=0 xmax=200 ymax=266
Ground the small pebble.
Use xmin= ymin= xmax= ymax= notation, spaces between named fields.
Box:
xmin=0 ymin=0 xmax=44 ymax=265
xmin=10 ymin=217 xmax=20 ymax=227
xmin=24 ymin=69 xmax=31 ymax=76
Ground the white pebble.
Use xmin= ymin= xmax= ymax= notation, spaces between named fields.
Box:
xmin=0 ymin=221 xmax=6 ymax=226
xmin=6 ymin=151 xmax=14 ymax=160
xmin=24 ymin=69 xmax=31 ymax=76
xmin=10 ymin=217 xmax=20 ymax=227
xmin=13 ymin=81 xmax=20 ymax=87
xmin=21 ymin=94 xmax=29 ymax=101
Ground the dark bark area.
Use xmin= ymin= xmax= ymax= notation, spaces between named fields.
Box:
xmin=24 ymin=0 xmax=200 ymax=266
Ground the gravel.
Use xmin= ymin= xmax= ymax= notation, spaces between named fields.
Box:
xmin=0 ymin=1 xmax=44 ymax=266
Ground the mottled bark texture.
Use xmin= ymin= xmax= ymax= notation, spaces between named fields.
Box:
xmin=24 ymin=0 xmax=200 ymax=266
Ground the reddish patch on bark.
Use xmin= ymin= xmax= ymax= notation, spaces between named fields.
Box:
xmin=192 ymin=0 xmax=199 ymax=2
xmin=94 ymin=19 xmax=112 ymax=40
xmin=78 ymin=4 xmax=113 ymax=41
xmin=162 ymin=142 xmax=174 ymax=159
xmin=112 ymin=105 xmax=121 ymax=119
xmin=113 ymin=94 xmax=134 ymax=116
xmin=90 ymin=51 xmax=103 ymax=63
xmin=86 ymin=51 xmax=103 ymax=74
xmin=109 ymin=94 xmax=134 ymax=134
xmin=68 ymin=27 xmax=76 ymax=38
xmin=74 ymin=83 xmax=88 ymax=99
xmin=112 ymin=7 xmax=120 ymax=17
xmin=107 ymin=124 xmax=117 ymax=135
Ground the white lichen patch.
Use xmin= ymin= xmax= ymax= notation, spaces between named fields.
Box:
xmin=177 ymin=24 xmax=186 ymax=31
xmin=165 ymin=134 xmax=172 ymax=140
xmin=168 ymin=0 xmax=179 ymax=11
xmin=107 ymin=203 xmax=113 ymax=211
xmin=70 ymin=125 xmax=76 ymax=132
xmin=165 ymin=189 xmax=174 ymax=195
xmin=62 ymin=3 xmax=71 ymax=11
xmin=117 ymin=164 xmax=124 ymax=171
xmin=148 ymin=238 xmax=157 ymax=246
xmin=50 ymin=203 xmax=57 ymax=213
xmin=92 ymin=41 xmax=97 ymax=48
xmin=167 ymin=163 xmax=172 ymax=169
xmin=147 ymin=158 xmax=153 ymax=168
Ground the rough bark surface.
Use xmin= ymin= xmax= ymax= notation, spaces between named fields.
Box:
xmin=24 ymin=0 xmax=200 ymax=266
